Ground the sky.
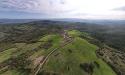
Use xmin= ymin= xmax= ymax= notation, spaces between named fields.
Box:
xmin=0 ymin=0 xmax=125 ymax=19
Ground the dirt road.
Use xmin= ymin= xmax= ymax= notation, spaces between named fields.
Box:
xmin=32 ymin=31 xmax=73 ymax=75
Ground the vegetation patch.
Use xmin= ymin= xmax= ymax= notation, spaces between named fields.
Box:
xmin=43 ymin=30 xmax=116 ymax=75
xmin=0 ymin=48 xmax=17 ymax=63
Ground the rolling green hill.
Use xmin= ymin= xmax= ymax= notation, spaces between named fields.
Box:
xmin=41 ymin=30 xmax=116 ymax=75
xmin=0 ymin=29 xmax=116 ymax=75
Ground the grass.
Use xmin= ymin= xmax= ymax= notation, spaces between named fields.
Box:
xmin=0 ymin=43 xmax=15 ymax=52
xmin=29 ymin=49 xmax=44 ymax=60
xmin=14 ymin=42 xmax=42 ymax=56
xmin=0 ymin=48 xmax=17 ymax=63
xmin=39 ymin=35 xmax=57 ymax=42
xmin=14 ymin=43 xmax=26 ymax=49
xmin=0 ymin=30 xmax=117 ymax=75
xmin=1 ymin=70 xmax=27 ymax=75
xmin=67 ymin=30 xmax=81 ymax=37
xmin=43 ymin=30 xmax=116 ymax=75
xmin=1 ymin=70 xmax=19 ymax=75
xmin=41 ymin=34 xmax=62 ymax=55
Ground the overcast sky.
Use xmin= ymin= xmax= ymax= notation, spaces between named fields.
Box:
xmin=0 ymin=0 xmax=125 ymax=19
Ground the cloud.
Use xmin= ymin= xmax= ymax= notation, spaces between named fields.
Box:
xmin=0 ymin=0 xmax=37 ymax=10
xmin=0 ymin=0 xmax=125 ymax=19
xmin=0 ymin=0 xmax=70 ymax=15
xmin=113 ymin=6 xmax=125 ymax=11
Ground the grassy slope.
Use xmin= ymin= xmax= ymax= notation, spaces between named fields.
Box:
xmin=43 ymin=30 xmax=116 ymax=75
xmin=0 ymin=48 xmax=17 ymax=63
xmin=0 ymin=34 xmax=62 ymax=75
xmin=1 ymin=70 xmax=24 ymax=75
xmin=0 ymin=30 xmax=116 ymax=75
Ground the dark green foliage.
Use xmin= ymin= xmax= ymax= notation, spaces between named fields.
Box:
xmin=38 ymin=70 xmax=59 ymax=75
xmin=68 ymin=49 xmax=72 ymax=53
xmin=42 ymin=40 xmax=53 ymax=49
xmin=80 ymin=62 xmax=94 ymax=75
xmin=93 ymin=61 xmax=100 ymax=68
xmin=0 ymin=22 xmax=63 ymax=43
xmin=79 ymin=25 xmax=125 ymax=52
xmin=8 ymin=53 xmax=31 ymax=71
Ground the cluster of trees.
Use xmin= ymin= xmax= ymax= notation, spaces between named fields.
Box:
xmin=1 ymin=20 xmax=125 ymax=52
xmin=0 ymin=21 xmax=63 ymax=43
xmin=75 ymin=24 xmax=125 ymax=52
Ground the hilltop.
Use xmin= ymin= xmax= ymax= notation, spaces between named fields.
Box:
xmin=0 ymin=29 xmax=117 ymax=75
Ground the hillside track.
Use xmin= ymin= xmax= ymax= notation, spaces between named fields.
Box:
xmin=32 ymin=31 xmax=74 ymax=75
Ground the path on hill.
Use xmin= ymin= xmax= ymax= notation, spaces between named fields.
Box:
xmin=32 ymin=31 xmax=74 ymax=75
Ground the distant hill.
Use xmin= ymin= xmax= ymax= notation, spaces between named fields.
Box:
xmin=52 ymin=18 xmax=125 ymax=25
xmin=0 ymin=18 xmax=125 ymax=25
xmin=0 ymin=19 xmax=39 ymax=24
